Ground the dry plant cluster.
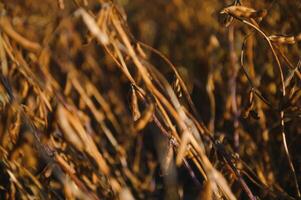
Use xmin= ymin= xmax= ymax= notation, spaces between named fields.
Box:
xmin=0 ymin=0 xmax=300 ymax=199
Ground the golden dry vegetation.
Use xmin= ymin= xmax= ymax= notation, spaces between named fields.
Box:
xmin=0 ymin=0 xmax=301 ymax=199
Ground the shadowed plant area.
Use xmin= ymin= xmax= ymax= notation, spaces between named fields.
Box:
xmin=0 ymin=0 xmax=301 ymax=199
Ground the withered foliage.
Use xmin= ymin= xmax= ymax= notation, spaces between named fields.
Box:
xmin=0 ymin=0 xmax=300 ymax=199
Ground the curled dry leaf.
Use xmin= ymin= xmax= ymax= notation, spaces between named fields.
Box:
xmin=134 ymin=103 xmax=154 ymax=132
xmin=130 ymin=85 xmax=141 ymax=121
xmin=221 ymin=5 xmax=267 ymax=20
